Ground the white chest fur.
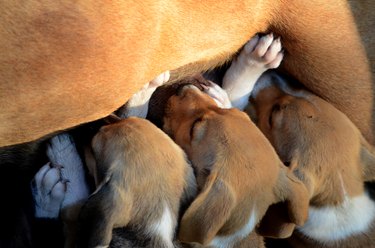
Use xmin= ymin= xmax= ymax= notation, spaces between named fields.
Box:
xmin=298 ymin=192 xmax=375 ymax=243
xmin=148 ymin=203 xmax=175 ymax=248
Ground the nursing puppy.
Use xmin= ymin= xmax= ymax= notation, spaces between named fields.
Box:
xmin=78 ymin=117 xmax=196 ymax=247
xmin=31 ymin=72 xmax=196 ymax=247
xmin=32 ymin=117 xmax=196 ymax=248
xmin=249 ymin=72 xmax=375 ymax=248
xmin=163 ymin=83 xmax=309 ymax=247
xmin=148 ymin=33 xmax=283 ymax=128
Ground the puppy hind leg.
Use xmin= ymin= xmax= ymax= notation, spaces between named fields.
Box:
xmin=46 ymin=134 xmax=90 ymax=217
xmin=31 ymin=162 xmax=66 ymax=219
xmin=45 ymin=134 xmax=90 ymax=247
xmin=222 ymin=34 xmax=284 ymax=110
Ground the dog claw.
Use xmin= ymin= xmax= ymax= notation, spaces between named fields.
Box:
xmin=201 ymin=81 xmax=232 ymax=109
xmin=31 ymin=133 xmax=89 ymax=219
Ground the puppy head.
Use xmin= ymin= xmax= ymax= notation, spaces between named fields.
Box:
xmin=147 ymin=74 xmax=206 ymax=128
xmin=163 ymin=82 xmax=263 ymax=188
xmin=90 ymin=117 xmax=196 ymax=201
xmin=163 ymin=82 xmax=309 ymax=244
xmin=250 ymin=72 xmax=375 ymax=206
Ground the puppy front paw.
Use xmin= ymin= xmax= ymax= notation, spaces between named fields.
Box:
xmin=47 ymin=134 xmax=89 ymax=210
xmin=149 ymin=70 xmax=170 ymax=88
xmin=240 ymin=33 xmax=284 ymax=70
xmin=201 ymin=81 xmax=232 ymax=109
xmin=117 ymin=70 xmax=170 ymax=118
xmin=31 ymin=163 xmax=66 ymax=219
xmin=222 ymin=33 xmax=284 ymax=110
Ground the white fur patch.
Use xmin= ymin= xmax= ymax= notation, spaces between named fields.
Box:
xmin=209 ymin=208 xmax=257 ymax=248
xmin=299 ymin=192 xmax=375 ymax=243
xmin=149 ymin=204 xmax=175 ymax=247
xmin=251 ymin=71 xmax=309 ymax=99
xmin=251 ymin=72 xmax=275 ymax=98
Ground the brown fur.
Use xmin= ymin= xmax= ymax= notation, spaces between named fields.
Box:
xmin=162 ymin=81 xmax=309 ymax=247
xmin=78 ymin=117 xmax=197 ymax=247
xmin=249 ymin=72 xmax=375 ymax=247
xmin=0 ymin=0 xmax=373 ymax=147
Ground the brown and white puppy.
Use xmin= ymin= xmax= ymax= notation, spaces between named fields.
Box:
xmin=163 ymin=83 xmax=309 ymax=248
xmin=30 ymin=71 xmax=174 ymax=247
xmin=79 ymin=117 xmax=196 ymax=248
xmin=148 ymin=33 xmax=283 ymax=128
xmin=249 ymin=72 xmax=375 ymax=248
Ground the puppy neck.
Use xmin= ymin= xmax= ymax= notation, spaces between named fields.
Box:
xmin=298 ymin=191 xmax=375 ymax=243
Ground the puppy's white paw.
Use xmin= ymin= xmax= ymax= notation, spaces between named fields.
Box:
xmin=47 ymin=134 xmax=89 ymax=210
xmin=149 ymin=70 xmax=170 ymax=88
xmin=118 ymin=70 xmax=170 ymax=118
xmin=32 ymin=163 xmax=66 ymax=218
xmin=240 ymin=33 xmax=284 ymax=70
xmin=222 ymin=34 xmax=284 ymax=110
xmin=201 ymin=81 xmax=232 ymax=109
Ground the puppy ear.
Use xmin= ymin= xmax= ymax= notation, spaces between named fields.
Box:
xmin=178 ymin=172 xmax=236 ymax=246
xmin=360 ymin=136 xmax=375 ymax=182
xmin=180 ymin=161 xmax=198 ymax=211
xmin=256 ymin=202 xmax=296 ymax=238
xmin=257 ymin=166 xmax=309 ymax=238
xmin=78 ymin=175 xmax=133 ymax=248
xmin=103 ymin=113 xmax=122 ymax=124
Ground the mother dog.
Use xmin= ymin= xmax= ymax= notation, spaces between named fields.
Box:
xmin=0 ymin=0 xmax=373 ymax=147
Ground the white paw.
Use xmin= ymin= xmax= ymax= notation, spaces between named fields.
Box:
xmin=47 ymin=134 xmax=89 ymax=209
xmin=118 ymin=70 xmax=170 ymax=118
xmin=149 ymin=70 xmax=170 ymax=88
xmin=240 ymin=33 xmax=284 ymax=70
xmin=201 ymin=81 xmax=232 ymax=109
xmin=222 ymin=34 xmax=284 ymax=110
xmin=32 ymin=162 xmax=66 ymax=218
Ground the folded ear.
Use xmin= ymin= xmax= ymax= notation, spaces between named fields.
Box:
xmin=360 ymin=135 xmax=375 ymax=182
xmin=178 ymin=172 xmax=236 ymax=246
xmin=256 ymin=202 xmax=296 ymax=238
xmin=78 ymin=175 xmax=133 ymax=248
xmin=180 ymin=161 xmax=198 ymax=212
xmin=103 ymin=113 xmax=122 ymax=124
xmin=257 ymin=166 xmax=309 ymax=238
